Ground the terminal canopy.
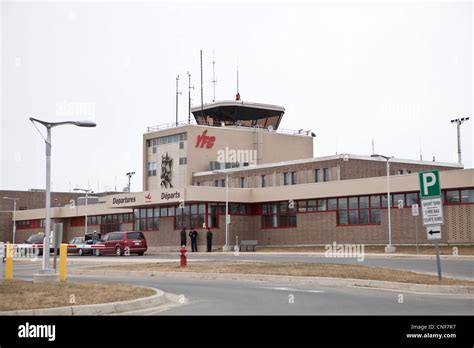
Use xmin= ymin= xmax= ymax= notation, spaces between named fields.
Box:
xmin=191 ymin=100 xmax=285 ymax=130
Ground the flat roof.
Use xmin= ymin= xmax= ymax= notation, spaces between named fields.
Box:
xmin=190 ymin=100 xmax=285 ymax=113
xmin=191 ymin=100 xmax=286 ymax=130
xmin=193 ymin=153 xmax=464 ymax=177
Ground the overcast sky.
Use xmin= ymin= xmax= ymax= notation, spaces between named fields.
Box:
xmin=1 ymin=0 xmax=472 ymax=193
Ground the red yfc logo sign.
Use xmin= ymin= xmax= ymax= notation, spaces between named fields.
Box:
xmin=195 ymin=130 xmax=216 ymax=149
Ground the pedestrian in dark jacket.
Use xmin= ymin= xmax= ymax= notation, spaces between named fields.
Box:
xmin=189 ymin=229 xmax=198 ymax=252
xmin=180 ymin=228 xmax=187 ymax=247
xmin=206 ymin=228 xmax=213 ymax=252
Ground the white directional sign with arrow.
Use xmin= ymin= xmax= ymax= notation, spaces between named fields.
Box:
xmin=426 ymin=225 xmax=441 ymax=240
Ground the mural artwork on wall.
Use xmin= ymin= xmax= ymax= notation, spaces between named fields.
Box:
xmin=160 ymin=152 xmax=173 ymax=189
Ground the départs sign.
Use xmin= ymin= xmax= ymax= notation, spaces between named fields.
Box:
xmin=110 ymin=191 xmax=182 ymax=207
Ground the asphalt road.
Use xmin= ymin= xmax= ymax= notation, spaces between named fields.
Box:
xmin=67 ymin=274 xmax=474 ymax=315
xmin=65 ymin=252 xmax=474 ymax=280
xmin=10 ymin=261 xmax=474 ymax=315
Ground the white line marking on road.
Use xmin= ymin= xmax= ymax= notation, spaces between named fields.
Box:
xmin=259 ymin=286 xmax=324 ymax=293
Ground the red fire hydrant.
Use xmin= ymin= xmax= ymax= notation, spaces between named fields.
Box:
xmin=180 ymin=246 xmax=187 ymax=267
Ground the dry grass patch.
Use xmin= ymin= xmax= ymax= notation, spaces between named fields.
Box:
xmin=255 ymin=245 xmax=474 ymax=255
xmin=98 ymin=261 xmax=474 ymax=286
xmin=0 ymin=280 xmax=155 ymax=311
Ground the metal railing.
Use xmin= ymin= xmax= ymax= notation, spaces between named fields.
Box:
xmin=146 ymin=120 xmax=312 ymax=136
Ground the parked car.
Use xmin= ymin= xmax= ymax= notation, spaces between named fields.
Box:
xmin=67 ymin=237 xmax=91 ymax=256
xmin=23 ymin=233 xmax=57 ymax=256
xmin=93 ymin=231 xmax=147 ymax=256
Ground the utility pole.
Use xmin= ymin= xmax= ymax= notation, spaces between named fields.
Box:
xmin=187 ymin=71 xmax=194 ymax=124
xmin=73 ymin=188 xmax=93 ymax=235
xmin=175 ymin=75 xmax=182 ymax=127
xmin=200 ymin=50 xmax=204 ymax=119
xmin=2 ymin=197 xmax=19 ymax=244
xmin=450 ymin=117 xmax=470 ymax=164
xmin=212 ymin=51 xmax=217 ymax=102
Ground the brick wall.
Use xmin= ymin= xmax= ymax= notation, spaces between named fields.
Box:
xmin=193 ymin=158 xmax=459 ymax=188
xmin=0 ymin=191 xmax=83 ymax=242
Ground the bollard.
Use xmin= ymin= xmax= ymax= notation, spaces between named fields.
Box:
xmin=59 ymin=243 xmax=67 ymax=282
xmin=0 ymin=242 xmax=4 ymax=280
xmin=5 ymin=243 xmax=13 ymax=280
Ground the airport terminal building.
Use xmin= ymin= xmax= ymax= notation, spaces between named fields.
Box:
xmin=8 ymin=100 xmax=474 ymax=250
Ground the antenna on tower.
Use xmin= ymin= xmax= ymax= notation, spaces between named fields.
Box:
xmin=371 ymin=138 xmax=375 ymax=155
xmin=211 ymin=50 xmax=217 ymax=102
xmin=236 ymin=57 xmax=240 ymax=101
xmin=187 ymin=71 xmax=194 ymax=124
xmin=175 ymin=75 xmax=182 ymax=126
xmin=200 ymin=50 xmax=204 ymax=119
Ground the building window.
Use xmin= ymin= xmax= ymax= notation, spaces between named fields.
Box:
xmin=152 ymin=146 xmax=157 ymax=154
xmin=221 ymin=179 xmax=225 ymax=187
xmin=283 ymin=172 xmax=290 ymax=186
xmin=208 ymin=203 xmax=225 ymax=228
xmin=240 ymin=177 xmax=245 ymax=188
xmin=445 ymin=189 xmax=474 ymax=205
xmin=147 ymin=162 xmax=157 ymax=176
xmin=261 ymin=175 xmax=267 ymax=188
xmin=406 ymin=192 xmax=419 ymax=206
xmin=262 ymin=202 xmax=297 ymax=228
xmin=148 ymin=133 xmax=186 ymax=147
xmin=179 ymin=141 xmax=184 ymax=149
xmin=291 ymin=172 xmax=297 ymax=185
xmin=133 ymin=209 xmax=159 ymax=232
xmin=175 ymin=203 xmax=205 ymax=229
xmin=315 ymin=169 xmax=321 ymax=183
xmin=100 ymin=213 xmax=133 ymax=234
xmin=323 ymin=168 xmax=331 ymax=182
xmin=179 ymin=157 xmax=187 ymax=165
xmin=215 ymin=180 xmax=219 ymax=187
xmin=197 ymin=182 xmax=201 ymax=186
xmin=337 ymin=195 xmax=381 ymax=226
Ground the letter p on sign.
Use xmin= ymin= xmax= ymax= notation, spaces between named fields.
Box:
xmin=419 ymin=170 xmax=441 ymax=199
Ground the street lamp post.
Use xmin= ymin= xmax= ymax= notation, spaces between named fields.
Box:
xmin=126 ymin=172 xmax=135 ymax=192
xmin=74 ymin=188 xmax=93 ymax=236
xmin=3 ymin=197 xmax=19 ymax=244
xmin=450 ymin=117 xmax=470 ymax=164
xmin=371 ymin=154 xmax=396 ymax=253
xmin=30 ymin=117 xmax=96 ymax=274
xmin=213 ymin=170 xmax=230 ymax=251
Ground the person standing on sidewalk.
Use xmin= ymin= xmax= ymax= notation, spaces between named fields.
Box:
xmin=180 ymin=228 xmax=187 ymax=247
xmin=189 ymin=229 xmax=198 ymax=252
xmin=206 ymin=228 xmax=213 ymax=252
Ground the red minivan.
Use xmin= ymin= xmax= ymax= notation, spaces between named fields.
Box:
xmin=94 ymin=231 xmax=147 ymax=256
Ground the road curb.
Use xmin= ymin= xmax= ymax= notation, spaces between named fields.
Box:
xmin=70 ymin=269 xmax=474 ymax=297
xmin=0 ymin=286 xmax=167 ymax=316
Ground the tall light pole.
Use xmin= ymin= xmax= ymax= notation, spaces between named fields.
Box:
xmin=176 ymin=75 xmax=182 ymax=126
xmin=450 ymin=117 xmax=470 ymax=164
xmin=3 ymin=197 xmax=19 ymax=244
xmin=126 ymin=172 xmax=135 ymax=192
xmin=30 ymin=117 xmax=96 ymax=274
xmin=213 ymin=170 xmax=230 ymax=251
xmin=371 ymin=154 xmax=395 ymax=253
xmin=74 ymin=188 xmax=93 ymax=235
xmin=187 ymin=71 xmax=194 ymax=125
